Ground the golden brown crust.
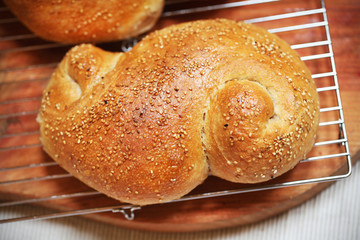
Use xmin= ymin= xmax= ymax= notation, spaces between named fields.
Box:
xmin=38 ymin=19 xmax=319 ymax=205
xmin=4 ymin=0 xmax=164 ymax=43
xmin=203 ymin=23 xmax=319 ymax=183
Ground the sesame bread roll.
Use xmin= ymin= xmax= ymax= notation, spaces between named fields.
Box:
xmin=37 ymin=19 xmax=319 ymax=205
xmin=4 ymin=0 xmax=164 ymax=44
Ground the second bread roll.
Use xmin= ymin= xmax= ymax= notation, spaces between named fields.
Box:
xmin=4 ymin=0 xmax=164 ymax=43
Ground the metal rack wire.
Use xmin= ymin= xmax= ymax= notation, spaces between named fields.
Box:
xmin=0 ymin=0 xmax=352 ymax=223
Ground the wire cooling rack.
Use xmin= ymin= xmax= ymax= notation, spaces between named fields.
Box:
xmin=0 ymin=0 xmax=352 ymax=223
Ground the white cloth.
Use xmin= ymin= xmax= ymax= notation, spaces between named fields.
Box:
xmin=1 ymin=162 xmax=359 ymax=240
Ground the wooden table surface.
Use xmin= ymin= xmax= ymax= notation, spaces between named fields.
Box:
xmin=325 ymin=0 xmax=360 ymax=156
xmin=0 ymin=0 xmax=359 ymax=232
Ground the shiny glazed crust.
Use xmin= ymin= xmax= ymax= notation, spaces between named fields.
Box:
xmin=4 ymin=0 xmax=164 ymax=43
xmin=37 ymin=19 xmax=319 ymax=205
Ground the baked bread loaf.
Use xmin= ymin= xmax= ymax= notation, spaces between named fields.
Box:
xmin=4 ymin=0 xmax=164 ymax=43
xmin=37 ymin=19 xmax=319 ymax=205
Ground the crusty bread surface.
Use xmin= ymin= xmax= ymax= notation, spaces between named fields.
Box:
xmin=37 ymin=19 xmax=320 ymax=205
xmin=4 ymin=0 xmax=164 ymax=43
